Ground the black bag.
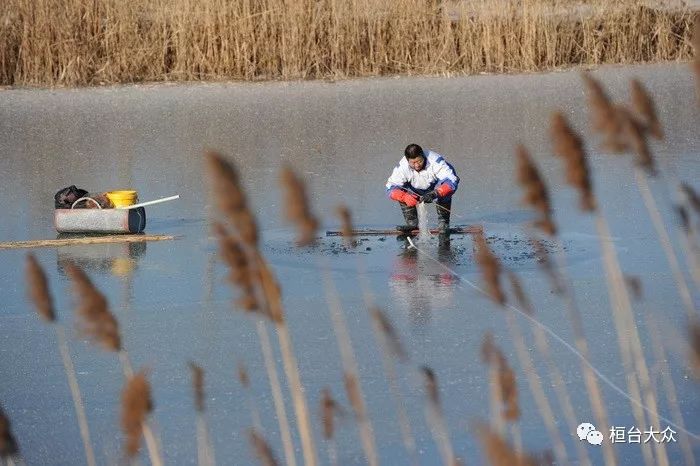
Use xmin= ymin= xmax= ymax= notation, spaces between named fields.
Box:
xmin=54 ymin=185 xmax=89 ymax=209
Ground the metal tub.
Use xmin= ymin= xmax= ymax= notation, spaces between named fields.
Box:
xmin=55 ymin=207 xmax=146 ymax=234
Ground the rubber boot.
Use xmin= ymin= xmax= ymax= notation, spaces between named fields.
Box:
xmin=436 ymin=199 xmax=451 ymax=234
xmin=397 ymin=203 xmax=418 ymax=232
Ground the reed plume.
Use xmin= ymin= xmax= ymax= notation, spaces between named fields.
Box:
xmin=320 ymin=387 xmax=342 ymax=466
xmin=280 ymin=165 xmax=319 ymax=246
xmin=630 ymin=79 xmax=664 ymax=140
xmin=690 ymin=320 xmax=700 ymax=378
xmin=583 ymin=74 xmax=656 ymax=172
xmin=615 ymin=105 xmax=656 ymax=174
xmin=624 ymin=275 xmax=643 ymax=301
xmin=582 ymin=73 xmax=627 ymax=152
xmin=0 ymin=405 xmax=18 ymax=460
xmin=213 ymin=223 xmax=258 ymax=312
xmin=531 ymin=240 xmax=564 ymax=295
xmin=370 ymin=306 xmax=406 ymax=361
xmin=237 ymin=362 xmax=250 ymax=389
xmin=206 ymin=151 xmax=258 ymax=247
xmin=26 ymin=254 xmax=55 ymax=322
xmin=678 ymin=206 xmax=691 ymax=234
xmin=320 ymin=388 xmax=342 ymax=440
xmin=550 ymin=112 xmax=597 ymax=211
xmin=480 ymin=334 xmax=519 ymax=422
xmin=681 ymin=183 xmax=700 ymax=215
xmin=249 ymin=429 xmax=278 ymax=466
xmin=507 ymin=272 xmax=532 ymax=315
xmin=421 ymin=366 xmax=439 ymax=407
xmin=189 ymin=362 xmax=205 ymax=413
xmin=336 ymin=205 xmax=357 ymax=248
xmin=66 ymin=263 xmax=121 ymax=352
xmin=515 ymin=144 xmax=556 ymax=236
xmin=256 ymin=256 xmax=285 ymax=324
xmin=121 ymin=370 xmax=154 ymax=458
xmin=475 ymin=423 xmax=543 ymax=466
xmin=474 ymin=232 xmax=506 ymax=305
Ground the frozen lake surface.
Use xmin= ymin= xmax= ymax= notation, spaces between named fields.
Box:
xmin=1 ymin=62 xmax=699 ymax=465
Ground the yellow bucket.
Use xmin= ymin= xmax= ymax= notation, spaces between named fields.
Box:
xmin=106 ymin=190 xmax=138 ymax=207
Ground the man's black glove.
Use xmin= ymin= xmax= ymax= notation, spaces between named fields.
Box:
xmin=420 ymin=190 xmax=437 ymax=203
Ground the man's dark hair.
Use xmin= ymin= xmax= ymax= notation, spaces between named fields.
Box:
xmin=404 ymin=144 xmax=424 ymax=159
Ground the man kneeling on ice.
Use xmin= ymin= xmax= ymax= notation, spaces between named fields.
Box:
xmin=386 ymin=144 xmax=459 ymax=234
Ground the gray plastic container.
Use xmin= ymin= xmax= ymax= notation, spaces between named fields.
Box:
xmin=55 ymin=207 xmax=146 ymax=234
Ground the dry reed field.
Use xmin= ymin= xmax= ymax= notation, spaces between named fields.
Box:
xmin=0 ymin=0 xmax=695 ymax=86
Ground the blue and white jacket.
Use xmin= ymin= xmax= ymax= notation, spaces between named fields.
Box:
xmin=385 ymin=150 xmax=459 ymax=197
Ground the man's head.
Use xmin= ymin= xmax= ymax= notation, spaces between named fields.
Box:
xmin=404 ymin=144 xmax=425 ymax=171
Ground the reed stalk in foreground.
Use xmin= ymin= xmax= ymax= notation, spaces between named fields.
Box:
xmin=26 ymin=255 xmax=96 ymax=466
xmin=480 ymin=333 xmax=521 ymax=453
xmin=501 ymin=272 xmax=569 ymax=465
xmin=513 ymin=145 xmax=591 ymax=464
xmin=473 ymin=237 xmax=521 ymax=451
xmin=584 ymin=74 xmax=700 ymax=296
xmin=337 ymin=204 xmax=418 ymax=464
xmin=207 ymin=151 xmax=316 ymax=466
xmin=0 ymin=405 xmax=19 ymax=463
xmin=190 ymin=362 xmax=215 ymax=466
xmin=625 ymin=79 xmax=696 ymax=315
xmin=551 ymin=110 xmax=668 ymax=466
xmin=646 ymin=315 xmax=697 ymax=466
xmin=507 ymin=271 xmax=591 ymax=466
xmin=547 ymin=112 xmax=619 ymax=466
xmin=420 ymin=367 xmax=459 ymax=466
xmin=66 ymin=263 xmax=164 ymax=466
xmin=214 ymin=211 xmax=292 ymax=464
xmin=214 ymin=225 xmax=296 ymax=465
xmin=255 ymin=247 xmax=317 ymax=466
xmin=322 ymin=270 xmax=379 ymax=466
xmin=584 ymin=74 xmax=697 ymax=317
xmin=367 ymin=304 xmax=418 ymax=464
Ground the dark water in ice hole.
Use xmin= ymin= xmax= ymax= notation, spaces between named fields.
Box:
xmin=1 ymin=63 xmax=699 ymax=465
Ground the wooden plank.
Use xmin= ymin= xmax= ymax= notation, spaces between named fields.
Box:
xmin=0 ymin=234 xmax=176 ymax=250
xmin=325 ymin=225 xmax=483 ymax=236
